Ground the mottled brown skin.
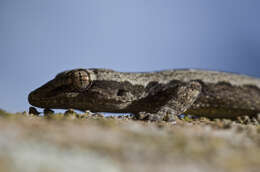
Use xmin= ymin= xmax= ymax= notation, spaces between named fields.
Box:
xmin=28 ymin=68 xmax=260 ymax=121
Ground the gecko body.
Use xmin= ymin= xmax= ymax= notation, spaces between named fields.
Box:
xmin=28 ymin=68 xmax=260 ymax=121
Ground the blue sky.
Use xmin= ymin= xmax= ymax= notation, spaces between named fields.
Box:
xmin=1 ymin=0 xmax=260 ymax=112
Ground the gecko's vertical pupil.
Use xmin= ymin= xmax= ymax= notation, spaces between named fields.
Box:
xmin=117 ymin=89 xmax=126 ymax=96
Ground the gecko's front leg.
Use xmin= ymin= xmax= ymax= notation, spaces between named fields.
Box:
xmin=137 ymin=81 xmax=202 ymax=122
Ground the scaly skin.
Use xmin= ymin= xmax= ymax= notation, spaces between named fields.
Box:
xmin=28 ymin=68 xmax=260 ymax=121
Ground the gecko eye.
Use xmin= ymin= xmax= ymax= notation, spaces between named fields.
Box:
xmin=66 ymin=70 xmax=92 ymax=91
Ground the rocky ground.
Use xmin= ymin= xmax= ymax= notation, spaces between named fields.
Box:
xmin=0 ymin=109 xmax=260 ymax=172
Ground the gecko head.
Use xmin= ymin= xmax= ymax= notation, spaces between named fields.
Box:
xmin=28 ymin=69 xmax=92 ymax=109
xmin=28 ymin=68 xmax=133 ymax=112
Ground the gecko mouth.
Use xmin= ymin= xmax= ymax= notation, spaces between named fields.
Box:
xmin=28 ymin=80 xmax=72 ymax=104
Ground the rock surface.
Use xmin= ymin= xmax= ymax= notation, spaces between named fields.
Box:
xmin=0 ymin=109 xmax=260 ymax=172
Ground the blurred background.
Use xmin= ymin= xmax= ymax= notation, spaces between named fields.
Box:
xmin=1 ymin=0 xmax=260 ymax=112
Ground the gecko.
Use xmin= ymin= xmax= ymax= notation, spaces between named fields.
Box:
xmin=28 ymin=68 xmax=260 ymax=121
